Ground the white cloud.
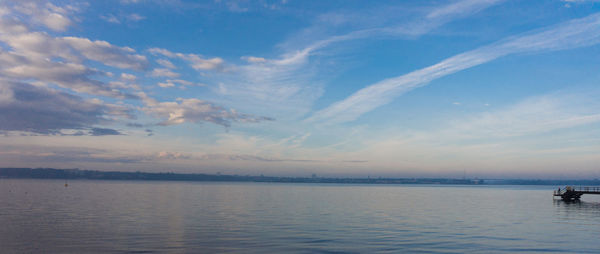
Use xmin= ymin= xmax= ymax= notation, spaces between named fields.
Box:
xmin=157 ymin=151 xmax=190 ymax=160
xmin=308 ymin=13 xmax=600 ymax=124
xmin=241 ymin=56 xmax=267 ymax=63
xmin=109 ymin=80 xmax=140 ymax=91
xmin=157 ymin=79 xmax=205 ymax=89
xmin=427 ymin=0 xmax=503 ymax=19
xmin=120 ymin=73 xmax=137 ymax=81
xmin=0 ymin=12 xmax=149 ymax=97
xmin=561 ymin=0 xmax=600 ymax=2
xmin=100 ymin=14 xmax=121 ymax=24
xmin=151 ymin=68 xmax=179 ymax=78
xmin=62 ymin=37 xmax=149 ymax=70
xmin=0 ymin=6 xmax=9 ymax=17
xmin=9 ymin=1 xmax=76 ymax=32
xmin=156 ymin=59 xmax=176 ymax=69
xmin=128 ymin=13 xmax=145 ymax=22
xmin=0 ymin=30 xmax=145 ymax=97
xmin=148 ymin=48 xmax=224 ymax=71
xmin=100 ymin=13 xmax=145 ymax=24
xmin=121 ymin=0 xmax=143 ymax=4
xmin=41 ymin=11 xmax=71 ymax=31
xmin=3 ymin=4 xmax=148 ymax=74
xmin=188 ymin=55 xmax=224 ymax=70
xmin=157 ymin=81 xmax=175 ymax=88
xmin=147 ymin=47 xmax=175 ymax=57
xmin=0 ymin=51 xmax=126 ymax=98
xmin=141 ymin=96 xmax=273 ymax=127
xmin=169 ymin=79 xmax=194 ymax=86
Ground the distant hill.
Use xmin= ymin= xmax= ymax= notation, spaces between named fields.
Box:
xmin=1 ymin=168 xmax=599 ymax=186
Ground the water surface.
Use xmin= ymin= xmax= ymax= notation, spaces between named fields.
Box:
xmin=1 ymin=179 xmax=599 ymax=253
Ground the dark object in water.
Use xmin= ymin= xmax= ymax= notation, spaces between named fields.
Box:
xmin=554 ymin=186 xmax=600 ymax=201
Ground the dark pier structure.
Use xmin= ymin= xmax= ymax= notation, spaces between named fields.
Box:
xmin=554 ymin=186 xmax=600 ymax=201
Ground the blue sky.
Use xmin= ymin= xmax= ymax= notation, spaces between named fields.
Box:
xmin=1 ymin=0 xmax=600 ymax=178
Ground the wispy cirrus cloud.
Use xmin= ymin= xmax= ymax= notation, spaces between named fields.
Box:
xmin=276 ymin=0 xmax=504 ymax=65
xmin=447 ymin=91 xmax=600 ymax=138
xmin=213 ymin=0 xmax=503 ymax=118
xmin=345 ymin=89 xmax=600 ymax=177
xmin=307 ymin=12 xmax=600 ymax=124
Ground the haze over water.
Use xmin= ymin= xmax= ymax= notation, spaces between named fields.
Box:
xmin=2 ymin=179 xmax=599 ymax=253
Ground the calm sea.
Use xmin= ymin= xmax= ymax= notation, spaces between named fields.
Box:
xmin=1 ymin=179 xmax=599 ymax=253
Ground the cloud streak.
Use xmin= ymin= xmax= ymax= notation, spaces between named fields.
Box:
xmin=448 ymin=91 xmax=600 ymax=138
xmin=148 ymin=48 xmax=224 ymax=71
xmin=276 ymin=0 xmax=503 ymax=66
xmin=307 ymin=13 xmax=600 ymax=124
xmin=212 ymin=0 xmax=503 ymax=118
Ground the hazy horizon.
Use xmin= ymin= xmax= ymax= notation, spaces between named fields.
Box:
xmin=1 ymin=0 xmax=600 ymax=179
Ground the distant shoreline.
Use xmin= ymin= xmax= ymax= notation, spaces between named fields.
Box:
xmin=1 ymin=168 xmax=599 ymax=186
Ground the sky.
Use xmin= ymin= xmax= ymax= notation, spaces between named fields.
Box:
xmin=1 ymin=0 xmax=600 ymax=179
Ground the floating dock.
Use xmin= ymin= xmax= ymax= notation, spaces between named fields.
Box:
xmin=554 ymin=186 xmax=600 ymax=201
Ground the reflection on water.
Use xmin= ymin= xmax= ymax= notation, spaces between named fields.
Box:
xmin=1 ymin=179 xmax=599 ymax=253
xmin=554 ymin=199 xmax=600 ymax=208
xmin=554 ymin=199 xmax=600 ymax=218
